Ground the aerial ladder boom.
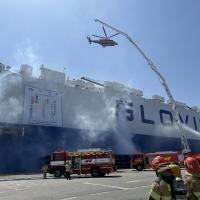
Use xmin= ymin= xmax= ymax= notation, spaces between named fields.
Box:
xmin=95 ymin=19 xmax=191 ymax=154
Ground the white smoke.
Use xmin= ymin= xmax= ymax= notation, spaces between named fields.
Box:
xmin=15 ymin=46 xmax=37 ymax=65
xmin=0 ymin=97 xmax=23 ymax=122
xmin=181 ymin=124 xmax=200 ymax=138
xmin=75 ymin=97 xmax=116 ymax=142
xmin=155 ymin=123 xmax=179 ymax=137
xmin=14 ymin=39 xmax=40 ymax=76
xmin=0 ymin=70 xmax=23 ymax=123
xmin=155 ymin=121 xmax=200 ymax=139
xmin=74 ymin=90 xmax=137 ymax=153
xmin=112 ymin=94 xmax=137 ymax=153
xmin=0 ymin=40 xmax=41 ymax=124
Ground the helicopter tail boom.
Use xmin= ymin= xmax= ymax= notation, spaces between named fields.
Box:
xmin=87 ymin=36 xmax=91 ymax=44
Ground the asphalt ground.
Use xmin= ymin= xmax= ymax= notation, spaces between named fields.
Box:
xmin=0 ymin=169 xmax=166 ymax=200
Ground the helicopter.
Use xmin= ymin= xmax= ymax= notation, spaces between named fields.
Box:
xmin=87 ymin=26 xmax=119 ymax=47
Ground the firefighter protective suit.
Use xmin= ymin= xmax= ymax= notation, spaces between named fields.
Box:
xmin=184 ymin=157 xmax=200 ymax=200
xmin=148 ymin=156 xmax=187 ymax=200
xmin=65 ymin=162 xmax=72 ymax=180
xmin=41 ymin=164 xmax=48 ymax=179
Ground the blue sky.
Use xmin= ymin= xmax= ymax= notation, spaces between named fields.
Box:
xmin=1 ymin=0 xmax=200 ymax=107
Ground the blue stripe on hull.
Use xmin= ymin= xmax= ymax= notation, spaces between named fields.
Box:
xmin=0 ymin=124 xmax=199 ymax=173
xmin=132 ymin=134 xmax=200 ymax=153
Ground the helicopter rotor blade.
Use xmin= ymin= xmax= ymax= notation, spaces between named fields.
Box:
xmin=108 ymin=33 xmax=120 ymax=38
xmin=102 ymin=26 xmax=108 ymax=38
xmin=92 ymin=35 xmax=105 ymax=39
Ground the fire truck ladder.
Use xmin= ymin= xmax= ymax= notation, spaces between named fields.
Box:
xmin=95 ymin=19 xmax=191 ymax=154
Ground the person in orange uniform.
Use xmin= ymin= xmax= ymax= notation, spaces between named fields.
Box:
xmin=148 ymin=156 xmax=187 ymax=200
xmin=184 ymin=156 xmax=200 ymax=200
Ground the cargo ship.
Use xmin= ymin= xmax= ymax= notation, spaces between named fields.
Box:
xmin=0 ymin=62 xmax=200 ymax=173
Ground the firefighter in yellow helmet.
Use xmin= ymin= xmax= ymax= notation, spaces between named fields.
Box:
xmin=184 ymin=156 xmax=200 ymax=200
xmin=148 ymin=156 xmax=187 ymax=200
xmin=168 ymin=163 xmax=182 ymax=178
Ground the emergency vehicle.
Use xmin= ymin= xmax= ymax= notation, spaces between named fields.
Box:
xmin=48 ymin=148 xmax=116 ymax=177
xmin=130 ymin=151 xmax=184 ymax=171
xmin=185 ymin=153 xmax=200 ymax=161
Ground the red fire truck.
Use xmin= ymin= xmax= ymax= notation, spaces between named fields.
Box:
xmin=48 ymin=149 xmax=116 ymax=177
xmin=130 ymin=151 xmax=184 ymax=171
xmin=185 ymin=153 xmax=200 ymax=161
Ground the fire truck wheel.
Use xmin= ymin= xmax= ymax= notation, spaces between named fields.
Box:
xmin=100 ymin=173 xmax=106 ymax=177
xmin=54 ymin=170 xmax=62 ymax=178
xmin=91 ymin=167 xmax=100 ymax=177
xmin=136 ymin=165 xmax=143 ymax=171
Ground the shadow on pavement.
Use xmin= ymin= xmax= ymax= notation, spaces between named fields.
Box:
xmin=0 ymin=174 xmax=122 ymax=182
xmin=0 ymin=176 xmax=44 ymax=182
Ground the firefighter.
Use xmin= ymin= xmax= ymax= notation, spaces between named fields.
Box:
xmin=41 ymin=164 xmax=48 ymax=179
xmin=168 ymin=163 xmax=182 ymax=178
xmin=184 ymin=156 xmax=200 ymax=200
xmin=65 ymin=161 xmax=72 ymax=180
xmin=148 ymin=156 xmax=187 ymax=200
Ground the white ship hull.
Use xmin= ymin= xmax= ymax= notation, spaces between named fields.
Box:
xmin=0 ymin=64 xmax=200 ymax=173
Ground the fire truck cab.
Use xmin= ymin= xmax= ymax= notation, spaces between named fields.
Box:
xmin=48 ymin=148 xmax=116 ymax=177
xmin=130 ymin=151 xmax=184 ymax=171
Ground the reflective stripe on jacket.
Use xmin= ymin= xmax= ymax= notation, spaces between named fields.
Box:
xmin=42 ymin=165 xmax=48 ymax=173
xmin=148 ymin=180 xmax=172 ymax=200
xmin=65 ymin=163 xmax=71 ymax=172
xmin=148 ymin=178 xmax=187 ymax=200
xmin=185 ymin=173 xmax=200 ymax=200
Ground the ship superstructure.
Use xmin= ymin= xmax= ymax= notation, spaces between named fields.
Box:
xmin=0 ymin=63 xmax=200 ymax=173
